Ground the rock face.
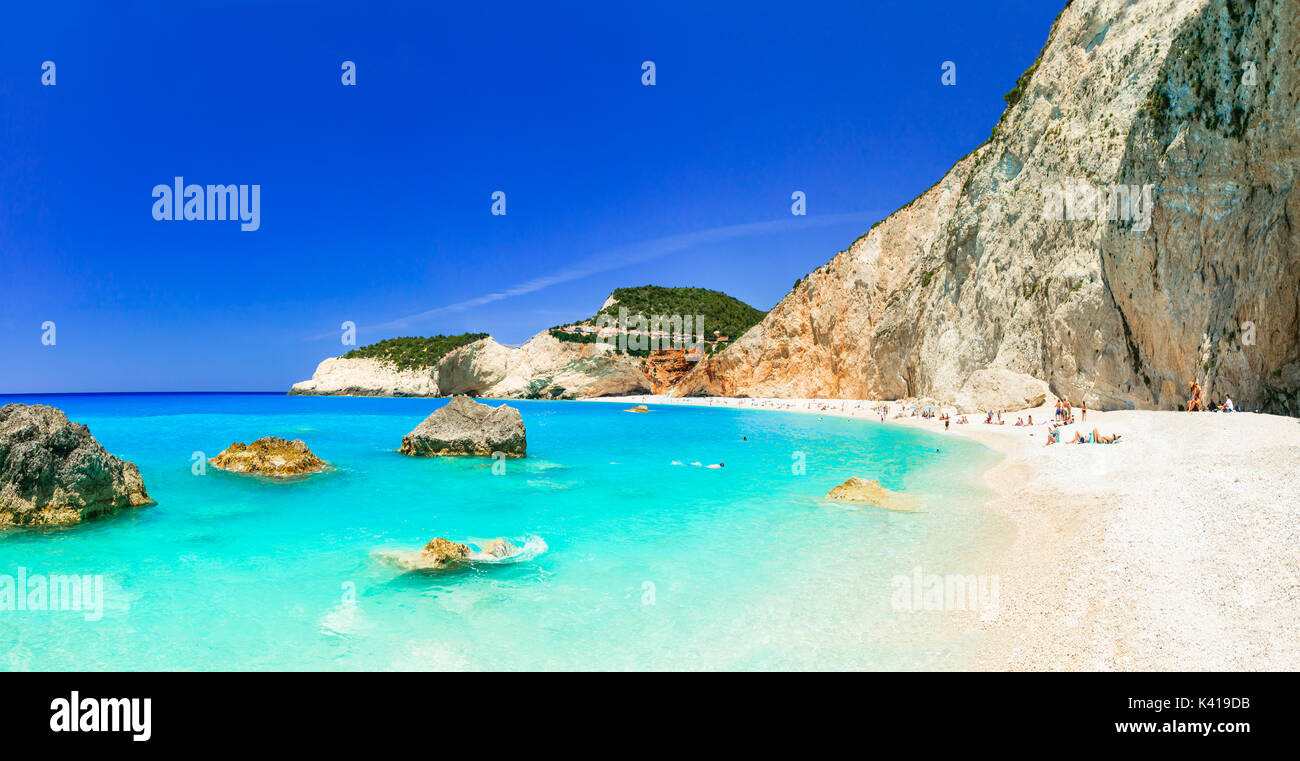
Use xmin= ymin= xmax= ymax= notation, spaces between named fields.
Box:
xmin=825 ymin=477 xmax=919 ymax=512
xmin=209 ymin=437 xmax=328 ymax=476
xmin=289 ymin=357 xmax=440 ymax=397
xmin=675 ymin=0 xmax=1300 ymax=414
xmin=436 ymin=332 xmax=651 ymax=399
xmin=0 ymin=404 xmax=153 ymax=527
xmin=399 ymin=396 xmax=527 ymax=457
xmin=642 ymin=349 xmax=696 ymax=394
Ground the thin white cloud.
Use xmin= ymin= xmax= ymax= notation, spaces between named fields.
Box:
xmin=369 ymin=212 xmax=878 ymax=333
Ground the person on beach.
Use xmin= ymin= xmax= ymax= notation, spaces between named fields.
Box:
xmin=1081 ymin=400 xmax=1087 ymax=421
xmin=1223 ymin=395 xmax=1235 ymax=413
xmin=1091 ymin=429 xmax=1120 ymax=444
xmin=1044 ymin=426 xmax=1061 ymax=446
xmin=1186 ymin=381 xmax=1204 ymax=412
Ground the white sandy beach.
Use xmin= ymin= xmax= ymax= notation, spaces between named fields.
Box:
xmin=591 ymin=394 xmax=1300 ymax=670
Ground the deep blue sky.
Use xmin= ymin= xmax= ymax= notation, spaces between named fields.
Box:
xmin=0 ymin=0 xmax=1062 ymax=392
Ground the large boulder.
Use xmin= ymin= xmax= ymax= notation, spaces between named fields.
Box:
xmin=208 ymin=437 xmax=328 ymax=476
xmin=399 ymin=396 xmax=526 ymax=457
xmin=0 ymin=404 xmax=154 ymax=527
xmin=953 ymin=369 xmax=1053 ymax=414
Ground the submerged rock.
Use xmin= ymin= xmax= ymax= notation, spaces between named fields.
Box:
xmin=0 ymin=403 xmax=154 ymax=527
xmin=825 ymin=477 xmax=919 ymax=512
xmin=209 ymin=437 xmax=328 ymax=476
xmin=625 ymin=405 xmax=650 ymax=413
xmin=399 ymin=396 xmax=526 ymax=457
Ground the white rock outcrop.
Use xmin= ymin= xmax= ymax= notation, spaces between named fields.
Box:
xmin=437 ymin=332 xmax=650 ymax=399
xmin=291 ymin=332 xmax=650 ymax=399
xmin=289 ymin=357 xmax=440 ymax=397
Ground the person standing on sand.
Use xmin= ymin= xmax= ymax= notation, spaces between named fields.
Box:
xmin=1081 ymin=400 xmax=1087 ymax=422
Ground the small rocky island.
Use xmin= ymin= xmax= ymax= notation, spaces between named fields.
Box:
xmin=385 ymin=536 xmax=521 ymax=570
xmin=208 ymin=437 xmax=328 ymax=476
xmin=400 ymin=395 xmax=526 ymax=457
xmin=0 ymin=403 xmax=154 ymax=527
xmin=825 ymin=477 xmax=919 ymax=512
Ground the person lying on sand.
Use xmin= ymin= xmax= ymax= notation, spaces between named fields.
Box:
xmin=1091 ymin=428 xmax=1121 ymax=444
xmin=1044 ymin=427 xmax=1061 ymax=446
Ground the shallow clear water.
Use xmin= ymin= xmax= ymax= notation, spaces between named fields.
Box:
xmin=0 ymin=393 xmax=1008 ymax=671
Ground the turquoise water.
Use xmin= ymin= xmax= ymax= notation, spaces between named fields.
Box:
xmin=0 ymin=393 xmax=1007 ymax=671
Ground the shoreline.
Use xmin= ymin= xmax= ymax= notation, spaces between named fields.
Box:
xmin=588 ymin=393 xmax=1300 ymax=670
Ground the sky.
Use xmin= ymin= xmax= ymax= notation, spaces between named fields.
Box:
xmin=0 ymin=0 xmax=1064 ymax=393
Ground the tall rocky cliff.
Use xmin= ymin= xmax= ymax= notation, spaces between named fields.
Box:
xmin=675 ymin=0 xmax=1300 ymax=413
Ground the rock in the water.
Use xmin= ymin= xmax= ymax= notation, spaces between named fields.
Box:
xmin=477 ymin=538 xmax=518 ymax=559
xmin=399 ymin=396 xmax=526 ymax=457
xmin=0 ymin=404 xmax=154 ymax=527
xmin=625 ymin=405 xmax=650 ymax=413
xmin=209 ymin=437 xmax=328 ymax=476
xmin=825 ymin=477 xmax=919 ymax=512
xmin=388 ymin=537 xmax=473 ymax=570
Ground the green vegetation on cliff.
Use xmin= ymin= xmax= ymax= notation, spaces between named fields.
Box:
xmin=343 ymin=333 xmax=487 ymax=370
xmin=554 ymin=285 xmax=765 ymax=346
